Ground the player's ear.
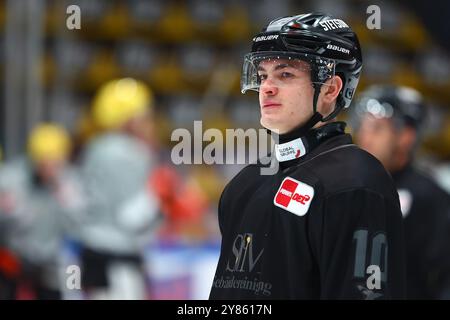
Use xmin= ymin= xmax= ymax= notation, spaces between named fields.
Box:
xmin=399 ymin=126 xmax=417 ymax=152
xmin=321 ymin=75 xmax=343 ymax=104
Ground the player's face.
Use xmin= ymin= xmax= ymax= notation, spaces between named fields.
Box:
xmin=35 ymin=158 xmax=65 ymax=184
xmin=355 ymin=114 xmax=397 ymax=169
xmin=258 ymin=58 xmax=314 ymax=134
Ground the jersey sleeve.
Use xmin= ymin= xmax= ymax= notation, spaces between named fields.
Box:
xmin=312 ymin=188 xmax=406 ymax=299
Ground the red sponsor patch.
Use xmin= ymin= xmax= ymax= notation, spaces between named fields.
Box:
xmin=274 ymin=177 xmax=314 ymax=216
xmin=274 ymin=178 xmax=298 ymax=207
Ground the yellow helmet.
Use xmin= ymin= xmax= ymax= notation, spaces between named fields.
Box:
xmin=92 ymin=78 xmax=154 ymax=130
xmin=28 ymin=123 xmax=71 ymax=163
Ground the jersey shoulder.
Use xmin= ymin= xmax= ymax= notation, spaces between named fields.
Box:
xmin=220 ymin=157 xmax=272 ymax=200
xmin=300 ymin=144 xmax=397 ymax=199
xmin=400 ymin=165 xmax=450 ymax=202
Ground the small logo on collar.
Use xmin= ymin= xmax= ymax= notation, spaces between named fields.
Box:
xmin=275 ymin=137 xmax=307 ymax=162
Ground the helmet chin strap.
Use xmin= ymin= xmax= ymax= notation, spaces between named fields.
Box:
xmin=282 ymin=82 xmax=324 ymax=138
xmin=268 ymin=84 xmax=323 ymax=141
xmin=308 ymin=79 xmax=343 ymax=127
xmin=268 ymin=77 xmax=342 ymax=139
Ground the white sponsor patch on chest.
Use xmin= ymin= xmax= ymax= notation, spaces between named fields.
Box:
xmin=273 ymin=177 xmax=314 ymax=216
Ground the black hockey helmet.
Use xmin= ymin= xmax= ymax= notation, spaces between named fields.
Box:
xmin=353 ymin=85 xmax=426 ymax=131
xmin=242 ymin=12 xmax=363 ymax=126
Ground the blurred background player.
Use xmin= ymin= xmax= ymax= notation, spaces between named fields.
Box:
xmin=0 ymin=144 xmax=22 ymax=299
xmin=74 ymin=76 xmax=214 ymax=299
xmin=0 ymin=124 xmax=83 ymax=299
xmin=76 ymin=77 xmax=161 ymax=299
xmin=352 ymin=85 xmax=450 ymax=299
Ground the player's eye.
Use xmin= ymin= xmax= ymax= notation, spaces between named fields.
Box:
xmin=281 ymin=72 xmax=294 ymax=78
xmin=258 ymin=74 xmax=268 ymax=81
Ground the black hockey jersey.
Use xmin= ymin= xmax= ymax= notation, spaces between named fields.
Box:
xmin=210 ymin=123 xmax=406 ymax=299
xmin=394 ymin=164 xmax=450 ymax=299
